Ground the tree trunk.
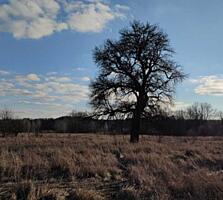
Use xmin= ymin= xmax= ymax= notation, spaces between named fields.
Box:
xmin=130 ymin=110 xmax=141 ymax=143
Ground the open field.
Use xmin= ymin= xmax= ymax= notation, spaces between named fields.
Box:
xmin=0 ymin=134 xmax=223 ymax=199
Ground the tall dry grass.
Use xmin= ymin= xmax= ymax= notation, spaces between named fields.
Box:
xmin=0 ymin=134 xmax=222 ymax=199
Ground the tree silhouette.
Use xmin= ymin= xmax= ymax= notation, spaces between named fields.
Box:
xmin=186 ymin=102 xmax=217 ymax=120
xmin=90 ymin=21 xmax=186 ymax=142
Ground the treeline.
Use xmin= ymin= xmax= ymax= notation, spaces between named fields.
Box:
xmin=0 ymin=103 xmax=223 ymax=137
xmin=1 ymin=116 xmax=223 ymax=137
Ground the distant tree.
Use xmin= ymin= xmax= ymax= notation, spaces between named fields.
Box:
xmin=186 ymin=103 xmax=199 ymax=120
xmin=199 ymin=103 xmax=217 ymax=120
xmin=90 ymin=21 xmax=186 ymax=142
xmin=186 ymin=102 xmax=216 ymax=120
xmin=34 ymin=119 xmax=42 ymax=136
xmin=0 ymin=107 xmax=14 ymax=120
xmin=54 ymin=118 xmax=69 ymax=133
xmin=0 ymin=107 xmax=22 ymax=137
xmin=174 ymin=109 xmax=187 ymax=120
xmin=70 ymin=110 xmax=89 ymax=118
xmin=22 ymin=119 xmax=32 ymax=133
xmin=0 ymin=108 xmax=13 ymax=137
xmin=217 ymin=111 xmax=223 ymax=123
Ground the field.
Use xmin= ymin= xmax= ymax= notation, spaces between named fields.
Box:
xmin=0 ymin=134 xmax=223 ymax=200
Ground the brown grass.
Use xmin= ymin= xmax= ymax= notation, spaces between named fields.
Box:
xmin=0 ymin=134 xmax=223 ymax=199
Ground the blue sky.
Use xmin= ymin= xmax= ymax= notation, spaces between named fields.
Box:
xmin=0 ymin=0 xmax=223 ymax=118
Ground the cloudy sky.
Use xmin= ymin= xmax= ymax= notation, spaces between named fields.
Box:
xmin=0 ymin=0 xmax=223 ymax=118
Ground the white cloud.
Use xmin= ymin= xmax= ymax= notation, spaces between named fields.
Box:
xmin=0 ymin=0 xmax=67 ymax=39
xmin=73 ymin=67 xmax=87 ymax=71
xmin=65 ymin=0 xmax=125 ymax=32
xmin=33 ymin=81 xmax=90 ymax=102
xmin=0 ymin=70 xmax=90 ymax=118
xmin=19 ymin=100 xmax=63 ymax=107
xmin=46 ymin=71 xmax=58 ymax=76
xmin=14 ymin=104 xmax=73 ymax=119
xmin=0 ymin=69 xmax=10 ymax=76
xmin=16 ymin=73 xmax=40 ymax=83
xmin=172 ymin=101 xmax=190 ymax=111
xmin=81 ymin=76 xmax=90 ymax=81
xmin=1 ymin=72 xmax=90 ymax=103
xmin=0 ymin=0 xmax=129 ymax=39
xmin=191 ymin=75 xmax=223 ymax=96
xmin=46 ymin=76 xmax=71 ymax=82
xmin=0 ymin=81 xmax=14 ymax=96
xmin=27 ymin=73 xmax=40 ymax=81
xmin=0 ymin=80 xmax=33 ymax=97
xmin=115 ymin=4 xmax=130 ymax=11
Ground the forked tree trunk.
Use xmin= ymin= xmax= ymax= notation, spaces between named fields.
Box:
xmin=130 ymin=110 xmax=141 ymax=143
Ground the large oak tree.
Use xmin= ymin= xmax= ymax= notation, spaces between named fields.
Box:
xmin=90 ymin=21 xmax=186 ymax=142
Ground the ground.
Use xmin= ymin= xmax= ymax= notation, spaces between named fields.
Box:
xmin=0 ymin=134 xmax=223 ymax=199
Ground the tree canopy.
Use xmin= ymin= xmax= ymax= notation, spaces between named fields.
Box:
xmin=90 ymin=21 xmax=186 ymax=142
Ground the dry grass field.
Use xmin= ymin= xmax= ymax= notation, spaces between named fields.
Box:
xmin=0 ymin=134 xmax=223 ymax=199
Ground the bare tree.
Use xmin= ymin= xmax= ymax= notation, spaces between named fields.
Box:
xmin=199 ymin=103 xmax=217 ymax=120
xmin=217 ymin=111 xmax=223 ymax=123
xmin=0 ymin=107 xmax=22 ymax=137
xmin=0 ymin=107 xmax=14 ymax=120
xmin=90 ymin=21 xmax=186 ymax=142
xmin=186 ymin=103 xmax=200 ymax=120
xmin=186 ymin=102 xmax=216 ymax=120
xmin=174 ymin=109 xmax=187 ymax=120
